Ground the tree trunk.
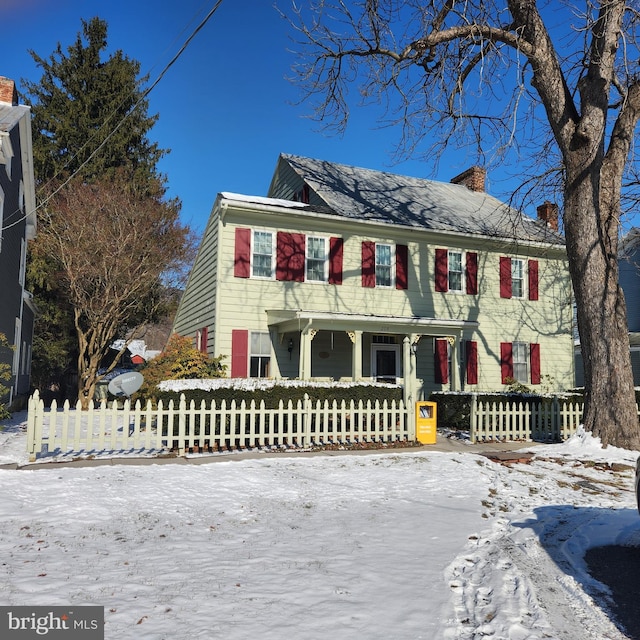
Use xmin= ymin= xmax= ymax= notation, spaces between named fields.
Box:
xmin=564 ymin=160 xmax=640 ymax=449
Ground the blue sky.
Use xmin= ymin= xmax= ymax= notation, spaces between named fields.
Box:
xmin=4 ymin=0 xmax=546 ymax=235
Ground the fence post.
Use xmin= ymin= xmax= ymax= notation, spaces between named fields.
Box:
xmin=553 ymin=395 xmax=560 ymax=441
xmin=27 ymin=391 xmax=40 ymax=462
xmin=470 ymin=393 xmax=477 ymax=443
xmin=178 ymin=395 xmax=187 ymax=455
xmin=303 ymin=393 xmax=311 ymax=447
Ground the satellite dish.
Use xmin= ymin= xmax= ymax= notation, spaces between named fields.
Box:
xmin=107 ymin=371 xmax=144 ymax=398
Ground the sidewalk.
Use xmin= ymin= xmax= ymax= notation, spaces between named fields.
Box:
xmin=0 ymin=414 xmax=541 ymax=470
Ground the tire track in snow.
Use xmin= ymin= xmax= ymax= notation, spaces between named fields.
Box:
xmin=439 ymin=457 xmax=631 ymax=639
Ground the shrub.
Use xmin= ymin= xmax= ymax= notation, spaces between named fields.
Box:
xmin=137 ymin=334 xmax=226 ymax=401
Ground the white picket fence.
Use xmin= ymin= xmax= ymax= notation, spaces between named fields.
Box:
xmin=470 ymin=395 xmax=584 ymax=443
xmin=26 ymin=390 xmax=412 ymax=461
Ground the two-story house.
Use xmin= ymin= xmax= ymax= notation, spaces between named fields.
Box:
xmin=0 ymin=77 xmax=37 ymax=404
xmin=173 ymin=153 xmax=573 ymax=401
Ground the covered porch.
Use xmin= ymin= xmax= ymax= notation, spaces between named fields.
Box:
xmin=266 ymin=310 xmax=478 ymax=404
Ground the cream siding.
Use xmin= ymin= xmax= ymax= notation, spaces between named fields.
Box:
xmin=172 ymin=206 xmax=219 ymax=353
xmin=203 ymin=201 xmax=573 ymax=394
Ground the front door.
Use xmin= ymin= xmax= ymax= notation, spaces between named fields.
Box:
xmin=372 ymin=344 xmax=400 ymax=383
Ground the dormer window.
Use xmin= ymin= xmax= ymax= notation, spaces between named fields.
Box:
xmin=293 ymin=184 xmax=310 ymax=204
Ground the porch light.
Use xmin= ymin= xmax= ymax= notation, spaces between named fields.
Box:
xmin=411 ymin=342 xmax=418 ymax=355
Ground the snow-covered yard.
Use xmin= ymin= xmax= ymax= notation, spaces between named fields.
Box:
xmin=0 ymin=411 xmax=639 ymax=639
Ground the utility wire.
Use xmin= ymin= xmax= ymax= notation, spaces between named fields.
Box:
xmin=1 ymin=0 xmax=224 ymax=233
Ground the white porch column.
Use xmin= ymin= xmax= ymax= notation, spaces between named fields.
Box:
xmin=349 ymin=331 xmax=363 ymax=381
xmin=270 ymin=332 xmax=282 ymax=379
xmin=299 ymin=328 xmax=317 ymax=379
xmin=402 ymin=336 xmax=413 ymax=406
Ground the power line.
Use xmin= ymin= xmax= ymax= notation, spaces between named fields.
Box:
xmin=2 ymin=0 xmax=224 ymax=234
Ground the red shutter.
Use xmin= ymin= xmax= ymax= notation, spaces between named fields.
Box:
xmin=528 ymin=260 xmax=539 ymax=301
xmin=200 ymin=326 xmax=208 ymax=354
xmin=362 ymin=241 xmax=376 ymax=288
xmin=234 ymin=228 xmax=251 ymax=278
xmin=276 ymin=232 xmax=305 ymax=282
xmin=328 ymin=237 xmax=343 ymax=285
xmin=466 ymin=340 xmax=478 ymax=385
xmin=499 ymin=257 xmax=512 ymax=298
xmin=466 ymin=252 xmax=478 ymax=295
xmin=396 ymin=244 xmax=408 ymax=290
xmin=530 ymin=343 xmax=541 ymax=384
xmin=435 ymin=248 xmax=448 ymax=292
xmin=231 ymin=329 xmax=248 ymax=377
xmin=434 ymin=339 xmax=449 ymax=384
xmin=500 ymin=342 xmax=513 ymax=383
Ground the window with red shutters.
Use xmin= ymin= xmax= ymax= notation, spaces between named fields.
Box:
xmin=435 ymin=248 xmax=448 ymax=292
xmin=276 ymin=232 xmax=305 ymax=282
xmin=499 ymin=257 xmax=512 ymax=298
xmin=434 ymin=339 xmax=449 ymax=384
xmin=466 ymin=252 xmax=478 ymax=295
xmin=328 ymin=237 xmax=343 ymax=285
xmin=500 ymin=342 xmax=513 ymax=383
xmin=231 ymin=329 xmax=248 ymax=377
xmin=395 ymin=244 xmax=408 ymax=290
xmin=234 ymin=228 xmax=251 ymax=278
xmin=528 ymin=260 xmax=539 ymax=301
xmin=361 ymin=241 xmax=376 ymax=287
xmin=530 ymin=343 xmax=541 ymax=384
xmin=466 ymin=340 xmax=478 ymax=384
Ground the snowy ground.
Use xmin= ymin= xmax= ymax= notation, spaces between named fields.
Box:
xmin=0 ymin=411 xmax=639 ymax=639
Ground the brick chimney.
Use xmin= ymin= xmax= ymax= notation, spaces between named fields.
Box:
xmin=450 ymin=166 xmax=486 ymax=193
xmin=537 ymin=201 xmax=559 ymax=231
xmin=0 ymin=77 xmax=18 ymax=105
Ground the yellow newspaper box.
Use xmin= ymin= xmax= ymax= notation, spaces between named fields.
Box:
xmin=416 ymin=401 xmax=437 ymax=444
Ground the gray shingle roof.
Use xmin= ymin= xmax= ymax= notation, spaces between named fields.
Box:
xmin=280 ymin=153 xmax=564 ymax=246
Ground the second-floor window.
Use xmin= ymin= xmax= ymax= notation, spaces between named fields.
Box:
xmin=511 ymin=259 xmax=524 ymax=298
xmin=375 ymin=243 xmax=393 ymax=287
xmin=252 ymin=231 xmax=274 ymax=278
xmin=448 ymin=250 xmax=463 ymax=292
xmin=306 ymin=236 xmax=327 ymax=282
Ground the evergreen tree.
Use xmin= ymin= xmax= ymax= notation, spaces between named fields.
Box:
xmin=23 ymin=16 xmax=165 ymax=186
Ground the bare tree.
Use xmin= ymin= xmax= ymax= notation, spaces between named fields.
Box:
xmin=39 ymin=173 xmax=195 ymax=408
xmin=285 ymin=0 xmax=640 ymax=448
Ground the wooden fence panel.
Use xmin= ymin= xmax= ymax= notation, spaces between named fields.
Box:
xmin=26 ymin=390 xmax=412 ymax=461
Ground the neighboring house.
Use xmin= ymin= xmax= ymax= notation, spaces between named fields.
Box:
xmin=0 ymin=77 xmax=36 ymax=403
xmin=575 ymin=228 xmax=640 ymax=386
xmin=173 ymin=153 xmax=574 ymax=402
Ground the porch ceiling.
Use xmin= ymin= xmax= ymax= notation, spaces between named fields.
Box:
xmin=266 ymin=309 xmax=478 ymax=337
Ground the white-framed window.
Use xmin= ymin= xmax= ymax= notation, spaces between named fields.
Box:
xmin=448 ymin=250 xmax=463 ymax=292
xmin=306 ymin=236 xmax=328 ymax=282
xmin=511 ymin=259 xmax=525 ymax=298
xmin=250 ymin=331 xmax=271 ymax=378
xmin=512 ymin=342 xmax=529 ymax=382
xmin=375 ymin=243 xmax=393 ymax=287
xmin=251 ymin=230 xmax=274 ymax=279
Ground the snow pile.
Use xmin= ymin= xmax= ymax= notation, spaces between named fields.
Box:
xmin=158 ymin=377 xmax=401 ymax=393
xmin=0 ymin=412 xmax=639 ymax=639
